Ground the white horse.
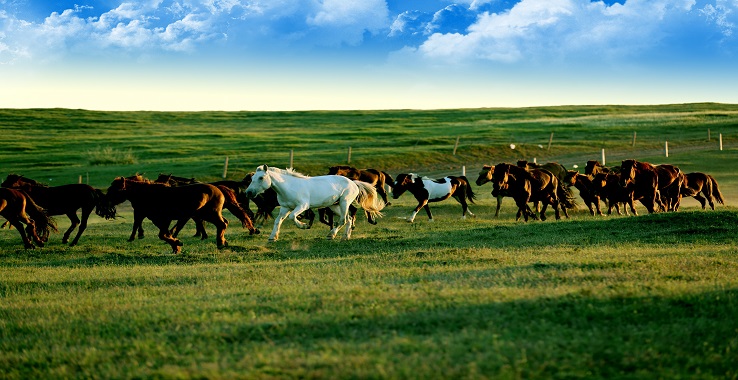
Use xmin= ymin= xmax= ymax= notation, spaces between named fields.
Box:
xmin=244 ymin=165 xmax=384 ymax=242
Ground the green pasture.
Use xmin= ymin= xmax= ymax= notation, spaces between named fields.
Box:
xmin=2 ymin=104 xmax=738 ymax=379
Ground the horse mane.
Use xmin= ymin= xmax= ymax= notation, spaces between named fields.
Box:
xmin=270 ymin=167 xmax=311 ymax=179
xmin=9 ymin=174 xmax=48 ymax=187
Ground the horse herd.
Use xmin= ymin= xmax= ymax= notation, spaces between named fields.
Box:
xmin=0 ymin=159 xmax=725 ymax=253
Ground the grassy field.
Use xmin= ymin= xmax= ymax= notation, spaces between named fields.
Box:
xmin=2 ymin=104 xmax=738 ymax=379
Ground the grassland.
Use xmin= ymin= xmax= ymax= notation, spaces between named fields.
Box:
xmin=1 ymin=104 xmax=738 ymax=379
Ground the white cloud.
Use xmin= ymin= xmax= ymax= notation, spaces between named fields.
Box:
xmin=307 ymin=0 xmax=389 ymax=45
xmin=415 ymin=0 xmax=728 ymax=65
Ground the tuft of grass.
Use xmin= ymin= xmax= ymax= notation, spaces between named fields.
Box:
xmin=86 ymin=146 xmax=136 ymax=166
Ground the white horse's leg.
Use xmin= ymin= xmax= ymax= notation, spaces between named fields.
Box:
xmin=328 ymin=202 xmax=351 ymax=240
xmin=269 ymin=207 xmax=291 ymax=242
xmin=290 ymin=203 xmax=311 ymax=229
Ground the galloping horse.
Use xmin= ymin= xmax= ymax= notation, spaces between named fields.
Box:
xmin=245 ymin=165 xmax=384 ymax=242
xmin=563 ymin=171 xmax=603 ymax=216
xmin=392 ymin=174 xmax=475 ymax=222
xmin=518 ymin=161 xmax=577 ymax=211
xmin=584 ymin=160 xmax=620 ymax=176
xmin=1 ymin=174 xmax=113 ymax=246
xmin=681 ymin=172 xmax=725 ymax=210
xmin=105 ymin=178 xmax=236 ymax=253
xmin=475 ymin=165 xmax=506 ymax=217
xmin=328 ymin=166 xmax=393 ymax=205
xmin=591 ymin=172 xmax=638 ymax=216
xmin=0 ymin=188 xmax=57 ymax=248
xmin=155 ymin=174 xmax=259 ymax=239
xmin=491 ymin=163 xmax=562 ymax=221
xmin=241 ymin=172 xmax=317 ymax=227
xmin=619 ymin=160 xmax=684 ymax=213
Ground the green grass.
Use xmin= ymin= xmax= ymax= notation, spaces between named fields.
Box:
xmin=2 ymin=104 xmax=738 ymax=378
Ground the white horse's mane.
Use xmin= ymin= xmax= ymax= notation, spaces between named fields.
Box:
xmin=265 ymin=166 xmax=311 ymax=179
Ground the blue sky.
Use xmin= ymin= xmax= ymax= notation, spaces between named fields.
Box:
xmin=1 ymin=0 xmax=737 ymax=111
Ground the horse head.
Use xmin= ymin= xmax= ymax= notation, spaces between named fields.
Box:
xmin=391 ymin=173 xmax=417 ymax=199
xmin=491 ymin=164 xmax=511 ymax=192
xmin=563 ymin=170 xmax=579 ymax=186
xmin=619 ymin=159 xmax=637 ymax=187
xmin=104 ymin=177 xmax=130 ymax=205
xmin=245 ymin=165 xmax=272 ymax=198
xmin=475 ymin=165 xmax=494 ymax=186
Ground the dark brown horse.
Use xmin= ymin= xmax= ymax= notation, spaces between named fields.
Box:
xmin=475 ymin=165 xmax=507 ymax=217
xmin=0 ymin=188 xmax=57 ymax=248
xmin=1 ymin=174 xmax=113 ymax=246
xmin=619 ymin=160 xmax=684 ymax=213
xmin=392 ymin=173 xmax=475 ymax=222
xmin=491 ymin=163 xmax=562 ymax=221
xmin=591 ymin=172 xmax=638 ymax=216
xmin=328 ymin=166 xmax=393 ymax=205
xmin=584 ymin=160 xmax=620 ymax=176
xmin=563 ymin=170 xmax=603 ymax=216
xmin=155 ymin=174 xmax=259 ymax=238
xmin=680 ymin=172 xmax=725 ymax=210
xmin=517 ymin=161 xmax=577 ymax=212
xmin=105 ymin=177 xmax=234 ymax=253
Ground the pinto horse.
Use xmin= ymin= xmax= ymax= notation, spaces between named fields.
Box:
xmin=245 ymin=165 xmax=384 ymax=242
xmin=105 ymin=177 xmax=238 ymax=253
xmin=0 ymin=188 xmax=57 ymax=248
xmin=328 ymin=166 xmax=393 ymax=205
xmin=619 ymin=160 xmax=684 ymax=213
xmin=491 ymin=163 xmax=562 ymax=221
xmin=681 ymin=172 xmax=725 ymax=210
xmin=1 ymin=174 xmax=113 ymax=246
xmin=392 ymin=174 xmax=475 ymax=222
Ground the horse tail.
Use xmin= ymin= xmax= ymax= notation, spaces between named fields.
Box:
xmin=459 ymin=176 xmax=476 ymax=204
xmin=93 ymin=188 xmax=117 ymax=220
xmin=353 ymin=180 xmax=384 ymax=220
xmin=219 ymin=186 xmax=259 ymax=234
xmin=22 ymin=191 xmax=57 ymax=237
xmin=709 ymin=175 xmax=725 ymax=205
xmin=382 ymin=171 xmax=395 ymax=188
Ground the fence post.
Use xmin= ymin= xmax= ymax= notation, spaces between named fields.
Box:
xmin=547 ymin=132 xmax=554 ymax=151
xmin=79 ymin=175 xmax=82 ymax=184
xmin=453 ymin=136 xmax=460 ymax=155
xmin=533 ymin=157 xmax=537 ymax=164
xmin=462 ymin=166 xmax=466 ymax=176
xmin=222 ymin=156 xmax=229 ymax=178
xmin=347 ymin=146 xmax=352 ymax=164
xmin=719 ymin=134 xmax=723 ymax=151
xmin=601 ymin=149 xmax=606 ymax=166
xmin=708 ymin=129 xmax=711 ymax=142
xmin=665 ymin=141 xmax=669 ymax=158
xmin=289 ymin=149 xmax=294 ymax=168
xmin=632 ymin=131 xmax=637 ymax=147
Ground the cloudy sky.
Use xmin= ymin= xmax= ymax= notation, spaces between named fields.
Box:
xmin=1 ymin=0 xmax=737 ymax=111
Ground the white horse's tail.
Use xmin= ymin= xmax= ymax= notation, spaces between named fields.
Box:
xmin=353 ymin=180 xmax=385 ymax=219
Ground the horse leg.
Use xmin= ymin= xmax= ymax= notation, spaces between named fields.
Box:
xmin=290 ymin=204 xmax=311 ymax=230
xmin=151 ymin=219 xmax=181 ymax=253
xmin=327 ymin=202 xmax=351 ymax=240
xmin=200 ymin=212 xmax=228 ymax=248
xmin=407 ymin=200 xmax=429 ymax=223
xmin=69 ymin=207 xmax=93 ymax=246
xmin=495 ymin=194 xmax=503 ymax=217
xmin=62 ymin=212 xmax=80 ymax=244
xmin=268 ymin=208 xmax=291 ymax=242
xmin=454 ymin=195 xmax=474 ymax=219
xmin=423 ymin=204 xmax=434 ymax=222
xmin=9 ymin=217 xmax=36 ymax=249
xmin=129 ymin=213 xmax=145 ymax=242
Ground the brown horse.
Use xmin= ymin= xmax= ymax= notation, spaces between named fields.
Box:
xmin=328 ymin=166 xmax=393 ymax=205
xmin=0 ymin=188 xmax=57 ymax=248
xmin=517 ymin=161 xmax=577 ymax=212
xmin=105 ymin=177 xmax=234 ymax=253
xmin=680 ymin=172 xmax=725 ymax=210
xmin=619 ymin=160 xmax=684 ymax=213
xmin=475 ymin=165 xmax=507 ymax=217
xmin=155 ymin=174 xmax=259 ymax=238
xmin=491 ymin=163 xmax=562 ymax=221
xmin=583 ymin=160 xmax=620 ymax=176
xmin=591 ymin=172 xmax=638 ymax=216
xmin=1 ymin=174 xmax=113 ymax=246
xmin=563 ymin=171 xmax=603 ymax=216
xmin=392 ymin=173 xmax=475 ymax=222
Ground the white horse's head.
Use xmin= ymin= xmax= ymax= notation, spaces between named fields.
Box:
xmin=245 ymin=165 xmax=272 ymax=198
